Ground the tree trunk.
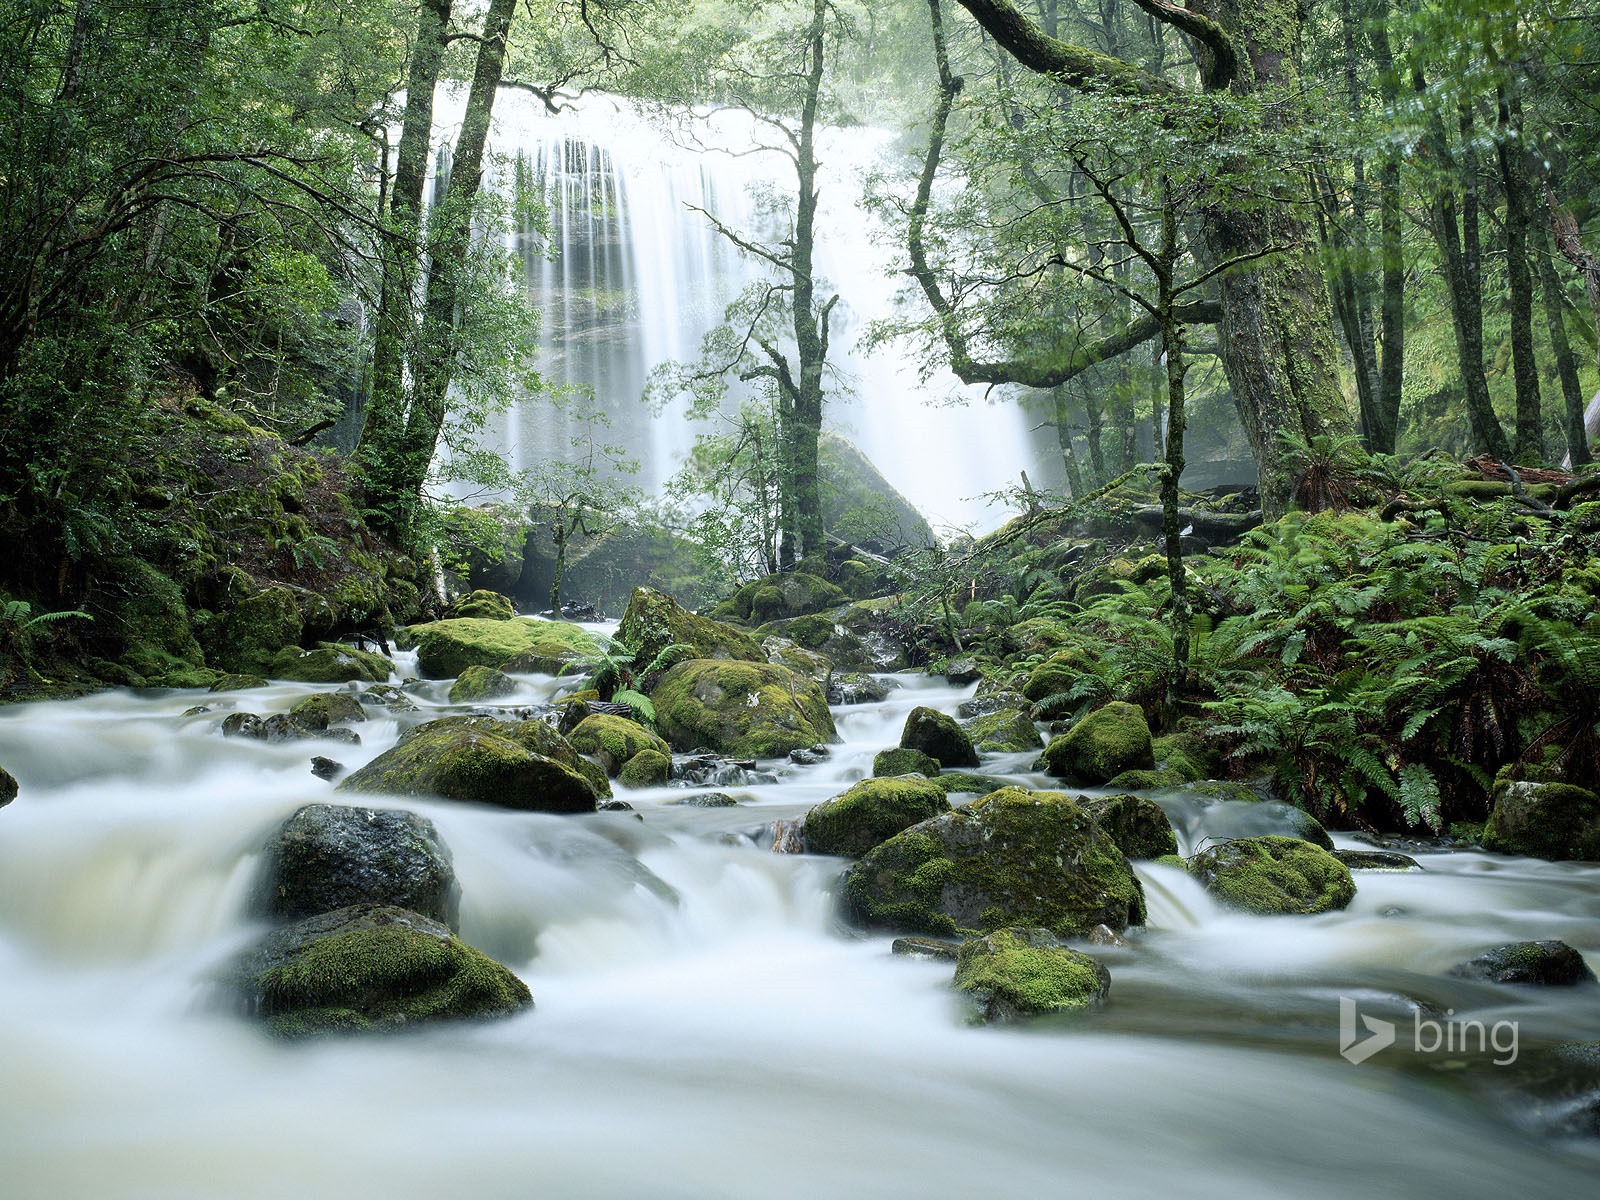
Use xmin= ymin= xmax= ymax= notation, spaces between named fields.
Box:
xmin=1367 ymin=0 xmax=1404 ymax=452
xmin=359 ymin=0 xmax=452 ymax=536
xmin=1190 ymin=0 xmax=1355 ymax=517
xmin=1534 ymin=218 xmax=1591 ymax=467
xmin=1497 ymin=86 xmax=1545 ymax=463
xmin=1419 ymin=81 xmax=1510 ymax=461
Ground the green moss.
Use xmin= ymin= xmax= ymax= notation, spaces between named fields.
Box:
xmin=872 ymin=747 xmax=941 ymax=778
xmin=288 ymin=693 xmax=367 ymax=728
xmin=407 ymin=617 xmax=602 ymax=679
xmin=1105 ymin=768 xmax=1186 ymax=791
xmin=209 ymin=673 xmax=269 ymax=692
xmin=934 ymin=773 xmax=1009 ymax=797
xmin=842 ymin=787 xmax=1146 ymax=939
xmin=249 ymin=912 xmax=531 ymax=1038
xmin=1190 ymin=836 xmax=1356 ymax=915
xmin=337 ymin=720 xmax=604 ymax=811
xmin=953 ymin=928 xmax=1110 ymax=1022
xmin=448 ymin=664 xmax=517 ymax=703
xmin=270 ymin=642 xmax=392 ymax=683
xmin=650 ymin=658 xmax=836 ymax=758
xmin=1020 ymin=651 xmax=1086 ymax=703
xmin=803 ymin=777 xmax=949 ymax=857
xmin=1082 ymin=793 xmax=1178 ymax=859
xmin=443 ymin=590 xmax=516 ymax=621
xmin=963 ymin=709 xmax=1042 ymax=753
xmin=1002 ymin=618 xmax=1073 ymax=658
xmin=567 ymin=713 xmax=670 ymax=776
xmin=1151 ymin=732 xmax=1210 ymax=782
xmin=616 ymin=586 xmax=764 ymax=670
xmin=1482 ymin=781 xmax=1600 ymax=861
xmin=214 ymin=586 xmax=303 ymax=675
xmin=1152 ymin=854 xmax=1190 ymax=872
xmin=1042 ymin=701 xmax=1154 ymax=784
xmin=618 ymin=748 xmax=672 ymax=787
xmin=1447 ymin=479 xmax=1512 ymax=499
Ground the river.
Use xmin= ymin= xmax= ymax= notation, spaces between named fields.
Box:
xmin=1 ymin=660 xmax=1596 ymax=1198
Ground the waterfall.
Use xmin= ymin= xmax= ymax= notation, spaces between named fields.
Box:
xmin=435 ymin=90 xmax=1041 ymax=535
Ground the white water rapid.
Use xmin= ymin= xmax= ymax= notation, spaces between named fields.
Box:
xmin=2 ymin=658 xmax=1599 ymax=1197
xmin=450 ymin=91 xmax=1039 ymax=534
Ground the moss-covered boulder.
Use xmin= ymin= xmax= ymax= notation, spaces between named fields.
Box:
xmin=210 ymin=673 xmax=269 ymax=692
xmin=288 ymin=693 xmax=367 ymax=729
xmin=1190 ymin=836 xmax=1356 ymax=915
xmin=729 ymin=571 xmax=847 ymax=623
xmin=900 ymin=706 xmax=979 ymax=769
xmin=1020 ymin=650 xmax=1088 ymax=704
xmin=1041 ymin=702 xmax=1154 ymax=784
xmin=1448 ymin=940 xmax=1597 ymax=986
xmin=98 ymin=557 xmax=210 ymax=685
xmin=233 ymin=904 xmax=531 ymax=1038
xmin=762 ymin=635 xmax=833 ymax=684
xmin=933 ymin=773 xmax=1009 ymax=798
xmin=873 ymin=747 xmax=942 ymax=778
xmin=0 ymin=763 xmax=16 ymax=808
xmin=963 ymin=709 xmax=1042 ymax=754
xmin=443 ymin=589 xmax=516 ymax=621
xmin=818 ymin=432 xmax=936 ymax=555
xmin=336 ymin=718 xmax=605 ymax=812
xmin=1001 ymin=617 xmax=1073 ymax=659
xmin=1151 ymin=731 xmax=1212 ymax=782
xmin=618 ymin=748 xmax=672 ymax=787
xmin=1082 ymin=793 xmax=1178 ymax=859
xmin=567 ymin=713 xmax=671 ymax=777
xmin=841 ymin=786 xmax=1146 ymax=939
xmin=651 ymin=659 xmax=835 ymax=759
xmin=258 ymin=804 xmax=458 ymax=927
xmin=448 ymin=664 xmax=517 ymax=703
xmin=617 ymin=587 xmax=764 ymax=671
xmin=802 ymin=777 xmax=949 ymax=857
xmin=213 ymin=585 xmax=303 ymax=675
xmin=270 ymin=642 xmax=393 ymax=683
xmin=1482 ymin=781 xmax=1600 ymax=861
xmin=1105 ymin=768 xmax=1187 ymax=791
xmin=406 ymin=617 xmax=602 ymax=679
xmin=953 ymin=927 xmax=1111 ymax=1023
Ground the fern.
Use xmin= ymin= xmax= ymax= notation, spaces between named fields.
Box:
xmin=612 ymin=688 xmax=656 ymax=729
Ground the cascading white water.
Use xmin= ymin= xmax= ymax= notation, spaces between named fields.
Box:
xmin=3 ymin=660 xmax=1600 ymax=1197
xmin=450 ymin=91 xmax=1040 ymax=534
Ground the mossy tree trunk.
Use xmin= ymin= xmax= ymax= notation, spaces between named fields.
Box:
xmin=1496 ymin=84 xmax=1545 ymax=464
xmin=947 ymin=0 xmax=1353 ymax=518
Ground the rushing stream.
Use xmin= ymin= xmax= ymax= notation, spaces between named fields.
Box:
xmin=2 ymin=655 xmax=1598 ymax=1198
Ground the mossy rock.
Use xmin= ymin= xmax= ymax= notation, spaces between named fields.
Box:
xmin=900 ymin=706 xmax=979 ymax=769
xmin=1041 ymin=701 xmax=1154 ymax=784
xmin=100 ymin=557 xmax=207 ymax=683
xmin=1151 ymin=732 xmax=1212 ymax=782
xmin=650 ymin=658 xmax=836 ymax=759
xmin=802 ymin=777 xmax=950 ymax=857
xmin=1482 ymin=781 xmax=1600 ymax=861
xmin=270 ymin=642 xmax=393 ymax=683
xmin=288 ymin=693 xmax=367 ymax=728
xmin=954 ymin=927 xmax=1110 ymax=1023
xmin=567 ymin=713 xmax=671 ymax=777
xmin=1448 ymin=940 xmax=1597 ymax=986
xmin=257 ymin=804 xmax=457 ymax=927
xmin=213 ymin=585 xmax=304 ymax=675
xmin=336 ymin=718 xmax=604 ymax=812
xmin=448 ymin=664 xmax=517 ymax=703
xmin=1001 ymin=618 xmax=1073 ymax=659
xmin=1020 ymin=650 xmax=1088 ymax=704
xmin=234 ymin=904 xmax=531 ymax=1038
xmin=209 ymin=673 xmax=268 ymax=692
xmin=762 ymin=635 xmax=832 ymax=683
xmin=0 ymin=763 xmax=16 ymax=807
xmin=443 ymin=589 xmax=516 ymax=621
xmin=1189 ymin=836 xmax=1355 ymax=915
xmin=406 ymin=617 xmax=602 ymax=679
xmin=873 ymin=747 xmax=941 ymax=778
xmin=1082 ymin=793 xmax=1178 ymax=859
xmin=1105 ymin=768 xmax=1187 ymax=791
xmin=934 ymin=773 xmax=1009 ymax=798
xmin=841 ymin=786 xmax=1146 ymax=939
xmin=617 ymin=586 xmax=764 ymax=671
xmin=1167 ymin=779 xmax=1265 ymax=805
xmin=752 ymin=602 xmax=906 ymax=672
xmin=618 ymin=748 xmax=672 ymax=787
xmin=729 ymin=571 xmax=847 ymax=623
xmin=496 ymin=718 xmax=612 ymax=798
xmin=963 ymin=709 xmax=1043 ymax=754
